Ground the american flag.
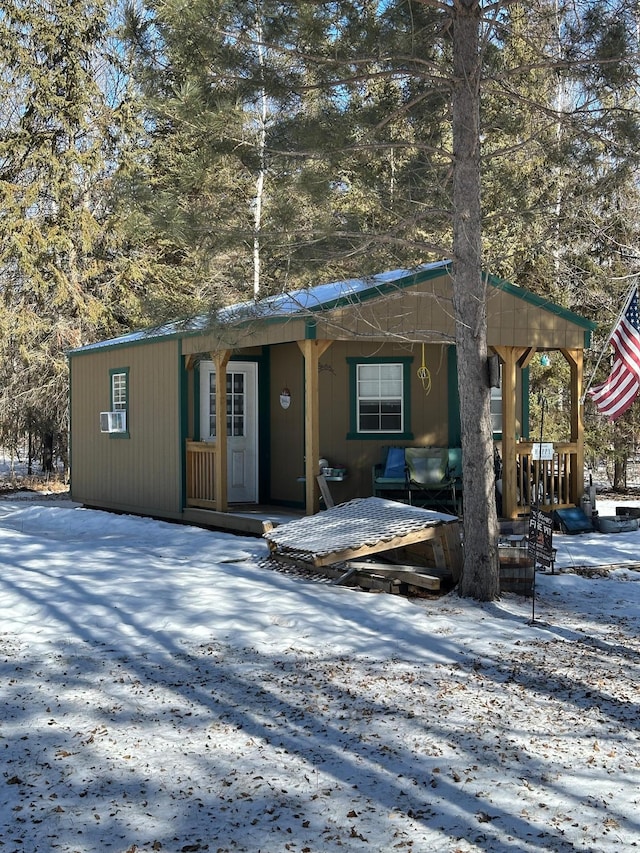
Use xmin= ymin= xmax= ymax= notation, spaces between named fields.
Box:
xmin=589 ymin=288 xmax=640 ymax=420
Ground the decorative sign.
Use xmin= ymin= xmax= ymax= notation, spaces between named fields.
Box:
xmin=528 ymin=507 xmax=554 ymax=568
xmin=531 ymin=442 xmax=554 ymax=461
xmin=279 ymin=387 xmax=291 ymax=410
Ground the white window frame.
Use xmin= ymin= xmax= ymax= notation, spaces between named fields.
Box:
xmin=106 ymin=368 xmax=129 ymax=436
xmin=206 ymin=370 xmax=247 ymax=439
xmin=356 ymin=362 xmax=404 ymax=434
xmin=112 ymin=372 xmax=127 ymax=411
xmin=490 ymin=367 xmax=502 ymax=435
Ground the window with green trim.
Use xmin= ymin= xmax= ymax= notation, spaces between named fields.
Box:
xmin=347 ymin=357 xmax=413 ymax=439
xmin=112 ymin=371 xmax=127 ymax=411
xmin=106 ymin=368 xmax=129 ymax=435
xmin=357 ymin=363 xmax=403 ymax=432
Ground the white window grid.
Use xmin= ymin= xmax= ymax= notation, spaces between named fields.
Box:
xmin=112 ymin=373 xmax=127 ymax=411
xmin=356 ymin=363 xmax=403 ymax=433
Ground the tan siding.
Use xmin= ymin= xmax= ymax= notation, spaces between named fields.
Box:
xmin=180 ymin=277 xmax=587 ymax=352
xmin=487 ymin=290 xmax=586 ymax=349
xmin=268 ymin=343 xmax=305 ymax=504
xmin=314 ymin=290 xmax=456 ymax=343
xmin=181 ymin=322 xmax=310 ymax=354
xmin=70 ymin=340 xmax=182 ymax=516
xmin=185 ymin=367 xmax=195 ymax=440
xmin=71 ymin=270 xmax=590 ymax=520
xmin=267 ymin=340 xmax=453 ymax=504
xmin=314 ymin=280 xmax=589 ymax=349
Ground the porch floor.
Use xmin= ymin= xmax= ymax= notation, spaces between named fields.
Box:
xmin=184 ymin=499 xmax=566 ymax=541
xmin=183 ymin=504 xmax=304 ymax=537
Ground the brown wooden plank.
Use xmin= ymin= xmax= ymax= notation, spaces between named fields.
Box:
xmin=356 ymin=574 xmax=402 ymax=593
xmin=182 ymin=507 xmax=270 ymax=536
xmin=429 ymin=538 xmax=446 ymax=570
xmin=312 ymin=525 xmax=450 ymax=567
xmin=439 ymin=522 xmax=463 ymax=581
xmin=392 ymin=572 xmax=440 ymax=591
xmin=298 ymin=340 xmax=333 ymax=515
xmin=316 ymin=474 xmax=335 ymax=508
xmin=213 ymin=350 xmax=231 ymax=512
xmin=346 ymin=561 xmax=440 ymax=590
xmin=332 ymin=565 xmax=359 ymax=585
xmin=339 ymin=521 xmax=460 ymax=577
xmin=264 ymin=556 xmax=399 ymax=593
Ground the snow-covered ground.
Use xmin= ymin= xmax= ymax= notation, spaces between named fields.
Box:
xmin=0 ymin=494 xmax=638 ymax=853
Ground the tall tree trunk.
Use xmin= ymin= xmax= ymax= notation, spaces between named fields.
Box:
xmin=28 ymin=426 xmax=34 ymax=476
xmin=451 ymin=0 xmax=499 ymax=600
xmin=42 ymin=431 xmax=54 ymax=474
xmin=612 ymin=422 xmax=628 ymax=491
xmin=253 ymin=7 xmax=267 ymax=298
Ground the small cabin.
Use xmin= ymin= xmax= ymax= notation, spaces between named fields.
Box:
xmin=68 ymin=261 xmax=595 ymax=527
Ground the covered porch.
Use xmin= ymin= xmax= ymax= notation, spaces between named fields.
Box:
xmin=495 ymin=345 xmax=584 ymax=520
xmin=184 ymin=343 xmax=587 ymax=523
xmin=184 ymin=340 xmax=332 ymax=516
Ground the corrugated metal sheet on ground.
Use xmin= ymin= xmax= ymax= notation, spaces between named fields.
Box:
xmin=263 ymin=496 xmax=456 ymax=559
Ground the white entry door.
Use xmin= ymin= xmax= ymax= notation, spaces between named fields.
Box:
xmin=199 ymin=361 xmax=258 ymax=503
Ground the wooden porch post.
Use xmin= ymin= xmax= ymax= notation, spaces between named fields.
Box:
xmin=562 ymin=348 xmax=585 ymax=506
xmin=298 ymin=339 xmax=332 ymax=515
xmin=213 ymin=350 xmax=231 ymax=512
xmin=493 ymin=346 xmax=530 ymax=519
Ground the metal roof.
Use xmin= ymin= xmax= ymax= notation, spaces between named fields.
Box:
xmin=68 ymin=260 xmax=596 ymax=355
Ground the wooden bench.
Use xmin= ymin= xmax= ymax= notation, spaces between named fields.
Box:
xmin=372 ymin=446 xmax=462 ymax=514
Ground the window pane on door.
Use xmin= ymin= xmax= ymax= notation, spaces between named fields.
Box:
xmin=229 ymin=372 xmax=245 ymax=436
xmin=208 ymin=371 xmax=245 ymax=438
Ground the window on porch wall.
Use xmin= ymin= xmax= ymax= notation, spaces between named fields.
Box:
xmin=356 ymin=363 xmax=403 ymax=433
xmin=490 ymin=369 xmax=502 ymax=436
xmin=490 ymin=390 xmax=503 ymax=435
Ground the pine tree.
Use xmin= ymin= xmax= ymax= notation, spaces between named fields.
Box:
xmin=123 ymin=0 xmax=640 ymax=598
xmin=0 ymin=0 xmax=144 ymax=470
xmin=121 ymin=0 xmax=439 ymax=316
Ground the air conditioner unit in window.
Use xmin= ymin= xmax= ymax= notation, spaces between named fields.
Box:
xmin=100 ymin=411 xmax=127 ymax=433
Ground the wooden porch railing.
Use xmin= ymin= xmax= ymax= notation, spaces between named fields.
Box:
xmin=512 ymin=441 xmax=579 ymax=514
xmin=186 ymin=440 xmax=217 ymax=508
